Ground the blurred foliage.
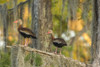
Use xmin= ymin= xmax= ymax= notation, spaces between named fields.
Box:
xmin=0 ymin=0 xmax=9 ymax=4
xmin=0 ymin=52 xmax=11 ymax=67
xmin=0 ymin=0 xmax=26 ymax=9
xmin=35 ymin=54 xmax=42 ymax=66
xmin=0 ymin=0 xmax=92 ymax=64
xmin=68 ymin=19 xmax=84 ymax=31
xmin=52 ymin=0 xmax=68 ymax=35
xmin=51 ymin=0 xmax=92 ymax=63
xmin=24 ymin=52 xmax=42 ymax=66
xmin=24 ymin=52 xmax=32 ymax=62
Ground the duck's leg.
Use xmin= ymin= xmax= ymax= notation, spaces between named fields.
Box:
xmin=54 ymin=48 xmax=58 ymax=54
xmin=27 ymin=38 xmax=29 ymax=46
xmin=25 ymin=38 xmax=27 ymax=46
xmin=59 ymin=48 xmax=62 ymax=55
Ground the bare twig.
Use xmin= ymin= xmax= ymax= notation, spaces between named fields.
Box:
xmin=8 ymin=0 xmax=29 ymax=11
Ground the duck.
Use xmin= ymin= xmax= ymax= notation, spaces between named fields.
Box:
xmin=14 ymin=19 xmax=37 ymax=46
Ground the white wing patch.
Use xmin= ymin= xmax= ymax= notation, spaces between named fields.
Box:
xmin=20 ymin=30 xmax=31 ymax=35
xmin=53 ymin=40 xmax=62 ymax=44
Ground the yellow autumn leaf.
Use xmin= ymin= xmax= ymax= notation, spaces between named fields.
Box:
xmin=23 ymin=5 xmax=29 ymax=26
xmin=77 ymin=8 xmax=82 ymax=19
xmin=23 ymin=5 xmax=28 ymax=20
xmin=63 ymin=50 xmax=69 ymax=57
xmin=18 ymin=0 xmax=26 ymax=4
xmin=75 ymin=20 xmax=84 ymax=31
xmin=82 ymin=33 xmax=91 ymax=45
xmin=73 ymin=51 xmax=77 ymax=60
xmin=68 ymin=19 xmax=84 ymax=31
xmin=8 ymin=36 xmax=13 ymax=41
xmin=82 ymin=49 xmax=90 ymax=61
xmin=80 ymin=58 xmax=84 ymax=62
xmin=73 ymin=45 xmax=79 ymax=60
xmin=83 ymin=49 xmax=88 ymax=57
xmin=80 ymin=0 xmax=85 ymax=3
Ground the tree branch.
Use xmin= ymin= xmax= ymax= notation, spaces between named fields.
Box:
xmin=7 ymin=45 xmax=91 ymax=67
xmin=8 ymin=0 xmax=29 ymax=11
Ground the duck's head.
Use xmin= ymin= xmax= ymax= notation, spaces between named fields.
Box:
xmin=48 ymin=30 xmax=53 ymax=34
xmin=14 ymin=19 xmax=22 ymax=25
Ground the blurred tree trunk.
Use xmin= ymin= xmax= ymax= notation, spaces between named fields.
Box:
xmin=31 ymin=0 xmax=52 ymax=51
xmin=13 ymin=0 xmax=19 ymax=44
xmin=13 ymin=0 xmax=18 ymax=29
xmin=19 ymin=3 xmax=24 ymax=45
xmin=1 ymin=4 xmax=8 ymax=52
xmin=91 ymin=0 xmax=100 ymax=66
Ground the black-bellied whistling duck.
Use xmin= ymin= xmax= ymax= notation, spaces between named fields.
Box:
xmin=48 ymin=30 xmax=67 ymax=54
xmin=14 ymin=19 xmax=37 ymax=46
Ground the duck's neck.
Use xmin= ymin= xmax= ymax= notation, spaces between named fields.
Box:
xmin=51 ymin=33 xmax=54 ymax=40
xmin=18 ymin=24 xmax=22 ymax=29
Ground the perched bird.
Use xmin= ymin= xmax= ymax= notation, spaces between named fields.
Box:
xmin=48 ymin=30 xmax=67 ymax=54
xmin=14 ymin=19 xmax=37 ymax=46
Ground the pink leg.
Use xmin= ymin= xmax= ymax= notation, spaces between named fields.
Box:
xmin=54 ymin=48 xmax=57 ymax=54
xmin=25 ymin=39 xmax=27 ymax=46
xmin=27 ymin=38 xmax=29 ymax=46
xmin=59 ymin=48 xmax=62 ymax=55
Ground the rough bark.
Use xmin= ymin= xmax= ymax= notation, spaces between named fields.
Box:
xmin=0 ymin=5 xmax=2 ymax=21
xmin=10 ymin=45 xmax=91 ymax=67
xmin=11 ymin=46 xmax=19 ymax=67
xmin=1 ymin=4 xmax=8 ymax=52
xmin=13 ymin=0 xmax=19 ymax=44
xmin=18 ymin=2 xmax=24 ymax=44
xmin=91 ymin=0 xmax=100 ymax=67
xmin=31 ymin=0 xmax=52 ymax=51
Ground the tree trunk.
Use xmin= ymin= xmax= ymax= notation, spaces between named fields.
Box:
xmin=13 ymin=0 xmax=19 ymax=44
xmin=31 ymin=0 xmax=52 ymax=51
xmin=91 ymin=0 xmax=100 ymax=66
xmin=11 ymin=46 xmax=19 ymax=67
xmin=1 ymin=4 xmax=8 ymax=52
xmin=19 ymin=3 xmax=24 ymax=45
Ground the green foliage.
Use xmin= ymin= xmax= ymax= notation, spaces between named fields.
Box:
xmin=52 ymin=0 xmax=68 ymax=34
xmin=0 ymin=0 xmax=8 ymax=4
xmin=24 ymin=53 xmax=31 ymax=62
xmin=0 ymin=52 xmax=11 ymax=67
xmin=62 ymin=46 xmax=73 ymax=57
xmin=24 ymin=52 xmax=35 ymax=61
xmin=35 ymin=54 xmax=42 ymax=66
xmin=24 ymin=53 xmax=42 ymax=66
xmin=66 ymin=46 xmax=73 ymax=52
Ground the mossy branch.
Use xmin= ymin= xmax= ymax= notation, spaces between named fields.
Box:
xmin=7 ymin=45 xmax=92 ymax=67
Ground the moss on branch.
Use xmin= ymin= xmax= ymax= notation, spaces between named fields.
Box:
xmin=7 ymin=45 xmax=91 ymax=67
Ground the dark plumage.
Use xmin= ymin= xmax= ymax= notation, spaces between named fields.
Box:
xmin=18 ymin=25 xmax=37 ymax=39
xmin=48 ymin=30 xmax=67 ymax=54
xmin=14 ymin=19 xmax=37 ymax=46
xmin=53 ymin=38 xmax=67 ymax=48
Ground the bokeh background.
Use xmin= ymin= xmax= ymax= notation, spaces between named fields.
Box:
xmin=0 ymin=0 xmax=92 ymax=66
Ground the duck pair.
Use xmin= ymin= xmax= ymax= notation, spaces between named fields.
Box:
xmin=14 ymin=19 xmax=67 ymax=54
